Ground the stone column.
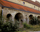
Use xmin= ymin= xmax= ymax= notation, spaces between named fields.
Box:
xmin=26 ymin=15 xmax=29 ymax=24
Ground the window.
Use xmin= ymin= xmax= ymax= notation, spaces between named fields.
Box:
xmin=23 ymin=2 xmax=25 ymax=4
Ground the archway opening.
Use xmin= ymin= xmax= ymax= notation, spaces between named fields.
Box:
xmin=37 ymin=16 xmax=40 ymax=19
xmin=15 ymin=13 xmax=23 ymax=28
xmin=7 ymin=14 xmax=12 ymax=20
xmin=29 ymin=15 xmax=34 ymax=25
xmin=37 ymin=16 xmax=40 ymax=22
xmin=29 ymin=15 xmax=33 ymax=19
xmin=15 ymin=13 xmax=23 ymax=21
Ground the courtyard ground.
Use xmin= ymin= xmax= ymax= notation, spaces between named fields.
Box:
xmin=18 ymin=25 xmax=40 ymax=32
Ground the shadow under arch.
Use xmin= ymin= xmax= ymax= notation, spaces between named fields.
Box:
xmin=15 ymin=13 xmax=23 ymax=21
xmin=37 ymin=16 xmax=40 ymax=21
xmin=29 ymin=14 xmax=34 ymax=25
xmin=14 ymin=13 xmax=24 ymax=28
xmin=37 ymin=16 xmax=40 ymax=19
xmin=6 ymin=14 xmax=12 ymax=19
xmin=29 ymin=14 xmax=33 ymax=19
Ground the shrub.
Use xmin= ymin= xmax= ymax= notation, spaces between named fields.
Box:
xmin=23 ymin=23 xmax=30 ymax=29
xmin=0 ymin=20 xmax=18 ymax=32
xmin=1 ymin=23 xmax=18 ymax=32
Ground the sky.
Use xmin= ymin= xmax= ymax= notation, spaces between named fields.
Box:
xmin=32 ymin=0 xmax=40 ymax=3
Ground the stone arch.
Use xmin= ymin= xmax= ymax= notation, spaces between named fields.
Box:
xmin=15 ymin=13 xmax=23 ymax=21
xmin=37 ymin=16 xmax=40 ymax=19
xmin=29 ymin=14 xmax=34 ymax=25
xmin=14 ymin=13 xmax=24 ymax=28
xmin=29 ymin=14 xmax=33 ymax=19
xmin=37 ymin=16 xmax=40 ymax=21
xmin=6 ymin=14 xmax=12 ymax=20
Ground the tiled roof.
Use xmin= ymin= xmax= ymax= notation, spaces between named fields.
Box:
xmin=23 ymin=0 xmax=40 ymax=7
xmin=0 ymin=0 xmax=40 ymax=14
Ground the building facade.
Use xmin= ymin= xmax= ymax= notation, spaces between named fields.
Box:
xmin=0 ymin=0 xmax=40 ymax=24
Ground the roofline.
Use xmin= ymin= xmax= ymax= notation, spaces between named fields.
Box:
xmin=0 ymin=5 xmax=40 ymax=15
xmin=26 ymin=1 xmax=40 ymax=7
xmin=4 ymin=0 xmax=40 ymax=7
xmin=23 ymin=0 xmax=40 ymax=7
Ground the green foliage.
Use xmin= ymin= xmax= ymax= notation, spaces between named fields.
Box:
xmin=0 ymin=20 xmax=18 ymax=32
xmin=30 ymin=16 xmax=40 ymax=25
xmin=23 ymin=23 xmax=30 ymax=29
